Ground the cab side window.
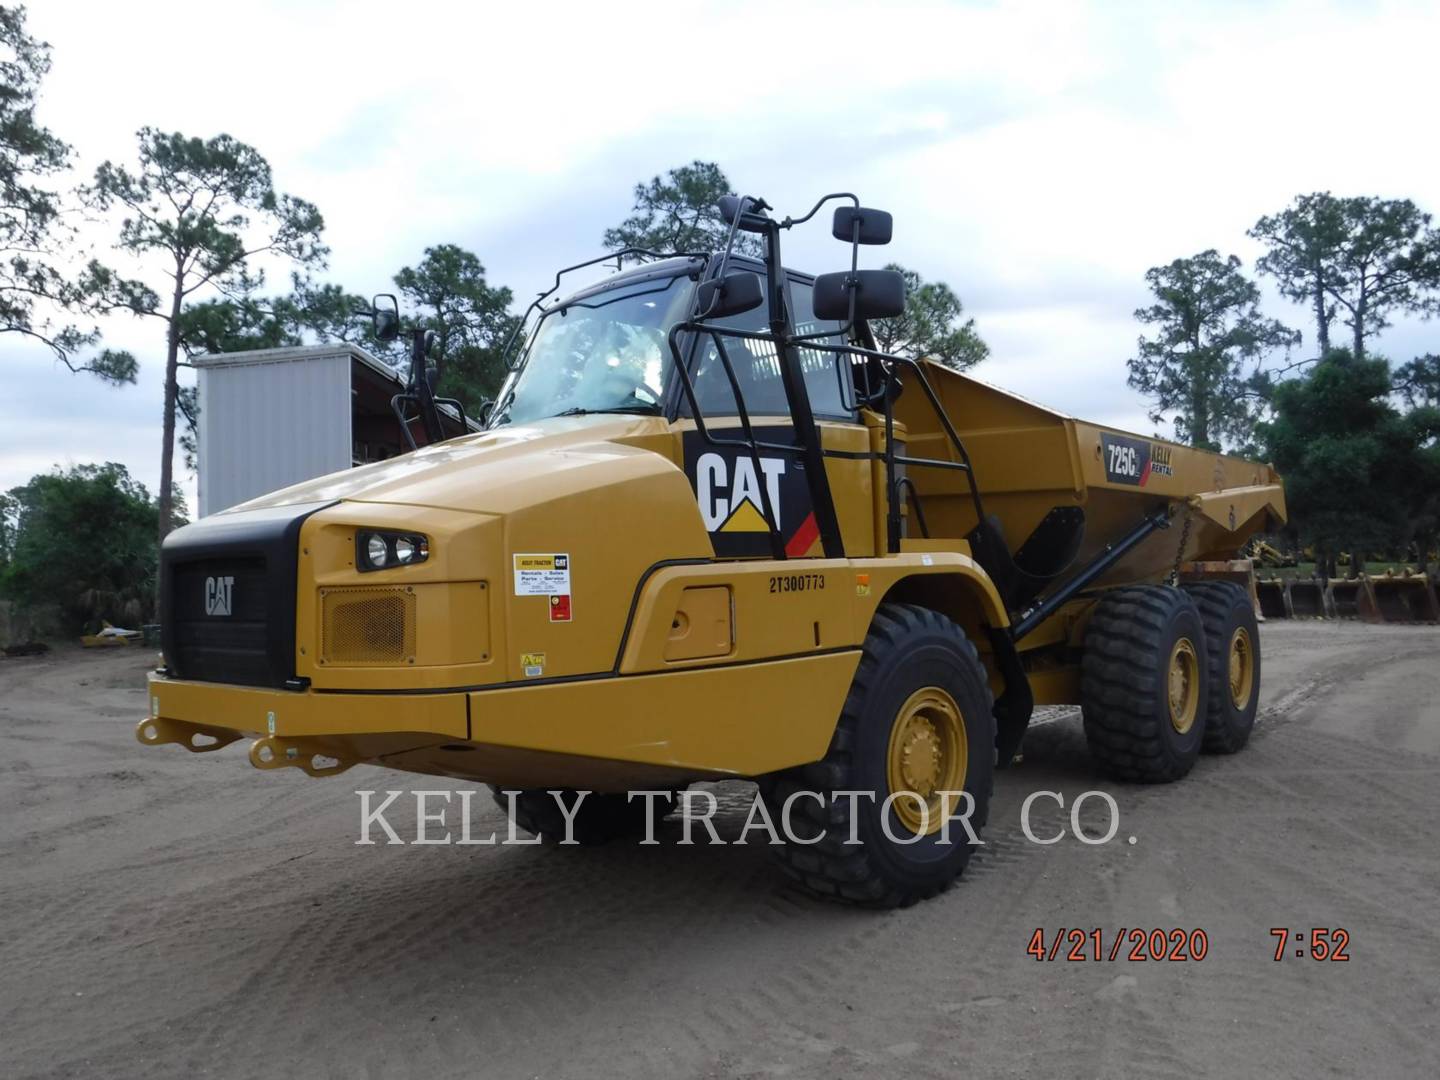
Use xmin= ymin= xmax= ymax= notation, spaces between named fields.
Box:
xmin=681 ymin=275 xmax=854 ymax=420
xmin=685 ymin=291 xmax=788 ymax=416
xmin=788 ymin=277 xmax=853 ymax=420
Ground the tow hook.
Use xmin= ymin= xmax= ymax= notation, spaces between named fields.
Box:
xmin=248 ymin=735 xmax=355 ymax=777
xmin=135 ymin=716 xmax=244 ymax=753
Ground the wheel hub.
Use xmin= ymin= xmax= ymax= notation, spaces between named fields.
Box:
xmin=1167 ymin=637 xmax=1200 ymax=735
xmin=1228 ymin=627 xmax=1254 ymax=709
xmin=886 ymin=687 xmax=969 ymax=836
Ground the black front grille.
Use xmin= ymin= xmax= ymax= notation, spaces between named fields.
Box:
xmin=170 ymin=557 xmax=272 ymax=686
xmin=160 ymin=500 xmax=334 ymax=689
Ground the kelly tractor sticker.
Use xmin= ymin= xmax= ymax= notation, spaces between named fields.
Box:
xmin=513 ymin=553 xmax=572 ymax=622
xmin=1101 ymin=433 xmax=1174 ymax=487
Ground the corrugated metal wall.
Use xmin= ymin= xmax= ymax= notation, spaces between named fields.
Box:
xmin=197 ymin=355 xmax=351 ymax=516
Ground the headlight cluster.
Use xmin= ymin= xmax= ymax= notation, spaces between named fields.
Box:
xmin=356 ymin=530 xmax=429 ymax=572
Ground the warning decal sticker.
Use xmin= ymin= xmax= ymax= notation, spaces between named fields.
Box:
xmin=513 ymin=554 xmax=570 ymax=596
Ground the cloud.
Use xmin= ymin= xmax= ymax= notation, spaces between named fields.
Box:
xmin=4 ymin=0 xmax=1438 ymax=503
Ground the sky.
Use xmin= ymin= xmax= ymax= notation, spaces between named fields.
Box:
xmin=5 ymin=0 xmax=1439 ymax=511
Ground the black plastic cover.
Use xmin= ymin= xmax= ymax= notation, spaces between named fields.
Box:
xmin=160 ymin=500 xmax=334 ymax=688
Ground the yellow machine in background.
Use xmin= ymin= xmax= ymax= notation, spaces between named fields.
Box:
xmin=139 ymin=192 xmax=1284 ymax=906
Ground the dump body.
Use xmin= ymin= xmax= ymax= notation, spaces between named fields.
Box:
xmin=897 ymin=363 xmax=1285 ymax=600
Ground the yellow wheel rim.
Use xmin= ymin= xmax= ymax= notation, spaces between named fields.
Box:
xmin=885 ymin=686 xmax=969 ymax=836
xmin=1167 ymin=637 xmax=1201 ymax=735
xmin=1228 ymin=627 xmax=1255 ymax=710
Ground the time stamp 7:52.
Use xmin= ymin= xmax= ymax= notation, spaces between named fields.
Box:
xmin=1272 ymin=928 xmax=1351 ymax=961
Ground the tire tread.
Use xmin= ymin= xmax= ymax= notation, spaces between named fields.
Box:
xmin=764 ymin=603 xmax=994 ymax=908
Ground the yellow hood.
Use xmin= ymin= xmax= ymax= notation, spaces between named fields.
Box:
xmin=226 ymin=414 xmax=677 ymax=517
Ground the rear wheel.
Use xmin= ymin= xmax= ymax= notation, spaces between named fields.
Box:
xmin=1081 ymin=585 xmax=1208 ymax=783
xmin=489 ymin=787 xmax=674 ymax=845
xmin=761 ymin=603 xmax=995 ymax=907
xmin=1182 ymin=582 xmax=1261 ymax=753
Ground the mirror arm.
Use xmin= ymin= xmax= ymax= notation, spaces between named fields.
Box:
xmin=780 ymin=192 xmax=859 ymax=229
xmin=712 ymin=193 xmax=765 ymax=298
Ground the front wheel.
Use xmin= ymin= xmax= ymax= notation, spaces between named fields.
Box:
xmin=762 ymin=603 xmax=995 ymax=908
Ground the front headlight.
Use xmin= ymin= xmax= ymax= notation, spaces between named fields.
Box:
xmin=356 ymin=530 xmax=429 ymax=572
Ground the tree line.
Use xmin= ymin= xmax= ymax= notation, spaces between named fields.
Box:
xmin=14 ymin=0 xmax=1429 ymax=635
xmin=1127 ymin=194 xmax=1440 ymax=572
xmin=3 ymin=5 xmax=985 ymax=560
xmin=2 ymin=5 xmax=985 ymax=630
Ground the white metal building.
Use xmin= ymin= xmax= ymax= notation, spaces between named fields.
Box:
xmin=193 ymin=344 xmax=472 ymax=517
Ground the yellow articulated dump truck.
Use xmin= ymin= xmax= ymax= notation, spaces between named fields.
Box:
xmin=140 ymin=193 xmax=1284 ymax=906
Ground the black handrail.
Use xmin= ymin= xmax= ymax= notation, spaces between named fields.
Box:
xmin=665 ymin=317 xmax=987 ymax=559
xmin=502 ymin=194 xmax=991 ymax=564
xmin=896 ymin=476 xmax=930 ymax=538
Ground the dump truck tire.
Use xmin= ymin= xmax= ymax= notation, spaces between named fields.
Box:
xmin=1182 ymin=581 xmax=1261 ymax=754
xmin=489 ymin=787 xmax=674 ymax=845
xmin=761 ymin=603 xmax=995 ymax=908
xmin=1081 ymin=586 xmax=1208 ymax=783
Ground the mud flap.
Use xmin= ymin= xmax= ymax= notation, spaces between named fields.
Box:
xmin=988 ymin=628 xmax=1033 ymax=767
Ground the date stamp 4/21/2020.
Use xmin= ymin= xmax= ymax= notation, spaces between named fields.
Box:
xmin=1027 ymin=927 xmax=1353 ymax=962
xmin=1028 ymin=928 xmax=1210 ymax=962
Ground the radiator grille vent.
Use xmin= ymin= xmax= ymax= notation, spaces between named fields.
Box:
xmin=321 ymin=587 xmax=416 ymax=665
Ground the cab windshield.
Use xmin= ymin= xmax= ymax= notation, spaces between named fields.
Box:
xmin=494 ymin=275 xmax=696 ymax=425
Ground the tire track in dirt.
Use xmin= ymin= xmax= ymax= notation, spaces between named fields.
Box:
xmin=5 ymin=627 xmax=1440 ymax=1079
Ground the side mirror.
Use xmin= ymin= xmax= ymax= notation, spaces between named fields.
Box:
xmin=374 ymin=309 xmax=399 ymax=341
xmin=696 ymin=272 xmax=764 ymax=319
xmin=478 ymin=399 xmax=495 ymax=426
xmin=832 ymin=206 xmax=893 ymax=246
xmin=365 ymin=296 xmax=400 ymax=342
xmin=716 ymin=195 xmax=771 ymax=234
xmin=813 ymin=269 xmax=905 ymax=321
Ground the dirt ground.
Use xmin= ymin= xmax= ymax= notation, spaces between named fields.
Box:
xmin=2 ymin=621 xmax=1438 ymax=1079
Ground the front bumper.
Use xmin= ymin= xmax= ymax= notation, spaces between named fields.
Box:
xmin=140 ymin=649 xmax=861 ymax=788
xmin=141 ymin=672 xmax=467 ymax=777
